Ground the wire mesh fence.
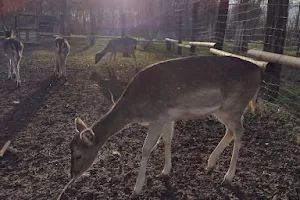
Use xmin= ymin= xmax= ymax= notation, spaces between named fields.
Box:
xmin=157 ymin=0 xmax=300 ymax=119
xmin=0 ymin=0 xmax=299 ymax=119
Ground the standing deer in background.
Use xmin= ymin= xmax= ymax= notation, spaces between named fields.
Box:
xmin=2 ymin=26 xmax=24 ymax=87
xmin=53 ymin=37 xmax=70 ymax=78
xmin=95 ymin=36 xmax=138 ymax=72
xmin=68 ymin=56 xmax=263 ymax=198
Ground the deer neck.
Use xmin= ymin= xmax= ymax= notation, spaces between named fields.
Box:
xmin=91 ymin=101 xmax=131 ymax=147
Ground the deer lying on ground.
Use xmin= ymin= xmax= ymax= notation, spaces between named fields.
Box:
xmin=2 ymin=26 xmax=24 ymax=87
xmin=53 ymin=37 xmax=70 ymax=78
xmin=67 ymin=56 xmax=263 ymax=199
xmin=95 ymin=36 xmax=138 ymax=71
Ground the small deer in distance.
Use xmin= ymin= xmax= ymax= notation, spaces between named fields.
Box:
xmin=95 ymin=36 xmax=138 ymax=72
xmin=67 ymin=55 xmax=263 ymax=199
xmin=53 ymin=37 xmax=70 ymax=78
xmin=2 ymin=26 xmax=24 ymax=87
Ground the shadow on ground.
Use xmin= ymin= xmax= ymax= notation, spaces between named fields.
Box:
xmin=0 ymin=76 xmax=66 ymax=144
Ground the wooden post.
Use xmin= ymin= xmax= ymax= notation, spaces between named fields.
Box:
xmin=214 ymin=0 xmax=229 ymax=50
xmin=177 ymin=8 xmax=183 ymax=55
xmin=263 ymin=0 xmax=288 ymax=101
xmin=190 ymin=1 xmax=199 ymax=55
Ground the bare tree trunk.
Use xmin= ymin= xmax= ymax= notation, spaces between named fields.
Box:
xmin=0 ymin=0 xmax=4 ymax=24
xmin=234 ymin=0 xmax=249 ymax=52
xmin=90 ymin=7 xmax=96 ymax=45
xmin=177 ymin=2 xmax=183 ymax=55
xmin=214 ymin=0 xmax=229 ymax=50
xmin=83 ymin=11 xmax=86 ymax=35
xmin=263 ymin=0 xmax=288 ymax=101
xmin=61 ymin=0 xmax=67 ymax=35
xmin=190 ymin=1 xmax=200 ymax=55
xmin=295 ymin=4 xmax=300 ymax=57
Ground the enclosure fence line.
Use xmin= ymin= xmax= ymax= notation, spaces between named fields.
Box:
xmin=163 ymin=0 xmax=300 ymax=119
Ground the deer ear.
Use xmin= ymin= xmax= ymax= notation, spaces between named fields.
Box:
xmin=75 ymin=117 xmax=88 ymax=133
xmin=80 ymin=130 xmax=95 ymax=147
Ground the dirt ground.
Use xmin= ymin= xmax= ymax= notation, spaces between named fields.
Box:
xmin=0 ymin=37 xmax=300 ymax=200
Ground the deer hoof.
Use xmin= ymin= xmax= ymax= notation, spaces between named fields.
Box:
xmin=156 ymin=172 xmax=169 ymax=178
xmin=129 ymin=192 xmax=140 ymax=199
xmin=205 ymin=166 xmax=215 ymax=174
xmin=221 ymin=178 xmax=232 ymax=186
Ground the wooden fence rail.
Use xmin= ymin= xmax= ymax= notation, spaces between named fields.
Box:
xmin=247 ymin=49 xmax=300 ymax=69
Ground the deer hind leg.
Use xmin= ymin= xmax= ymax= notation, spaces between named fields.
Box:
xmin=131 ymin=122 xmax=165 ymax=198
xmin=223 ymin=118 xmax=244 ymax=184
xmin=207 ymin=125 xmax=233 ymax=172
xmin=11 ymin=56 xmax=17 ymax=80
xmin=16 ymin=63 xmax=21 ymax=87
xmin=62 ymin=55 xmax=67 ymax=78
xmin=209 ymin=110 xmax=244 ymax=184
xmin=113 ymin=52 xmax=117 ymax=61
xmin=13 ymin=58 xmax=21 ymax=87
xmin=54 ymin=54 xmax=59 ymax=77
xmin=58 ymin=55 xmax=64 ymax=78
xmin=112 ymin=52 xmax=117 ymax=66
xmin=157 ymin=121 xmax=174 ymax=177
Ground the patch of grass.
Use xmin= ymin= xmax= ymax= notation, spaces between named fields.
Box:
xmin=47 ymin=37 xmax=180 ymax=76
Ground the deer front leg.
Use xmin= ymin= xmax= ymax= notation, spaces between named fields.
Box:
xmin=110 ymin=52 xmax=117 ymax=67
xmin=109 ymin=52 xmax=113 ymax=61
xmin=58 ymin=55 xmax=64 ymax=78
xmin=7 ymin=59 xmax=12 ymax=79
xmin=157 ymin=121 xmax=174 ymax=177
xmin=131 ymin=123 xmax=165 ymax=199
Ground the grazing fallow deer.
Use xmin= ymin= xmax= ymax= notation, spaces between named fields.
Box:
xmin=69 ymin=56 xmax=263 ymax=198
xmin=95 ymin=36 xmax=138 ymax=71
xmin=2 ymin=26 xmax=24 ymax=87
xmin=53 ymin=37 xmax=70 ymax=78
